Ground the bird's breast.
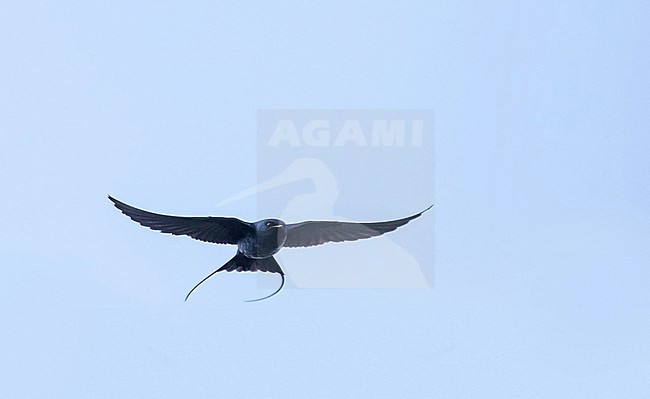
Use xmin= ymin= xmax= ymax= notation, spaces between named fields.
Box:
xmin=238 ymin=229 xmax=287 ymax=259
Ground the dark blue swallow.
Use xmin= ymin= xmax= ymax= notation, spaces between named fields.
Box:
xmin=109 ymin=196 xmax=431 ymax=302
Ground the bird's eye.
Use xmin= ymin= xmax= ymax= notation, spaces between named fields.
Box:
xmin=265 ymin=221 xmax=272 ymax=227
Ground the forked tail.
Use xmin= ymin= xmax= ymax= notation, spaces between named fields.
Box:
xmin=185 ymin=252 xmax=285 ymax=302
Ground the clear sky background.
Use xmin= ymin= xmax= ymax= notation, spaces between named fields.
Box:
xmin=1 ymin=1 xmax=648 ymax=398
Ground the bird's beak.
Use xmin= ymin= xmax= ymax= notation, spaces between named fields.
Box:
xmin=217 ymin=159 xmax=320 ymax=207
xmin=270 ymin=224 xmax=282 ymax=229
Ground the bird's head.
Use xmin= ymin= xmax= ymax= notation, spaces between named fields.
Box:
xmin=253 ymin=218 xmax=288 ymax=250
xmin=256 ymin=219 xmax=286 ymax=232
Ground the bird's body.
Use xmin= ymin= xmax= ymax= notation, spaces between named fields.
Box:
xmin=239 ymin=219 xmax=287 ymax=259
xmin=108 ymin=195 xmax=431 ymax=301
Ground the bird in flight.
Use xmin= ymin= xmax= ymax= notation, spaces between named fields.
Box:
xmin=108 ymin=195 xmax=432 ymax=302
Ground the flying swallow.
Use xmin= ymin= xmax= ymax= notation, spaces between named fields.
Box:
xmin=108 ymin=195 xmax=432 ymax=302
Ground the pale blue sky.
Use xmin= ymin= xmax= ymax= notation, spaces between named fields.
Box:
xmin=1 ymin=1 xmax=649 ymax=398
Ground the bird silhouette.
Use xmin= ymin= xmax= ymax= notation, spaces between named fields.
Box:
xmin=218 ymin=158 xmax=430 ymax=289
xmin=108 ymin=195 xmax=432 ymax=302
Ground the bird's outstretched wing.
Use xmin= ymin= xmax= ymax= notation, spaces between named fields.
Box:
xmin=108 ymin=196 xmax=252 ymax=245
xmin=283 ymin=205 xmax=432 ymax=248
